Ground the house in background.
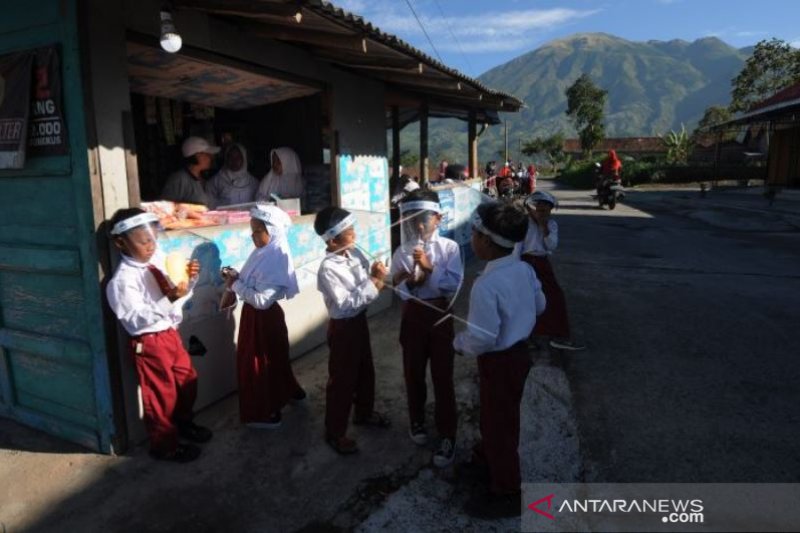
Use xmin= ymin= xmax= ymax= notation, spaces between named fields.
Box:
xmin=563 ymin=137 xmax=667 ymax=160
xmin=721 ymin=82 xmax=800 ymax=187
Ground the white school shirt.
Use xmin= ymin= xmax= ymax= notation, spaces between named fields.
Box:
xmin=231 ymin=246 xmax=290 ymax=310
xmin=106 ymin=252 xmax=194 ymax=337
xmin=518 ymin=218 xmax=558 ymax=256
xmin=317 ymin=247 xmax=379 ymax=319
xmin=453 ymin=254 xmax=546 ymax=357
xmin=390 ymin=232 xmax=463 ymax=301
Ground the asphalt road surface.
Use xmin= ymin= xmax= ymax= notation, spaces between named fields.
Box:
xmin=545 ymin=182 xmax=800 ymax=483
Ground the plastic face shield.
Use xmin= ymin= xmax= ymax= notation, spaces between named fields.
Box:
xmin=398 ymin=201 xmax=441 ymax=250
xmin=110 ymin=213 xmax=162 ymax=245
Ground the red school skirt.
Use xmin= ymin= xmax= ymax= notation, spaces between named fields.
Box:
xmin=236 ymin=302 xmax=303 ymax=423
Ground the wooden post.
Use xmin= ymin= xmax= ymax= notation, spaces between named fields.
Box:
xmin=420 ymin=103 xmax=429 ymax=184
xmin=468 ymin=110 xmax=478 ymax=179
xmin=392 ymin=106 xmax=401 ymax=181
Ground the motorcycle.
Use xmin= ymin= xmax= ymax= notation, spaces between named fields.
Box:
xmin=594 ymin=163 xmax=625 ymax=210
xmin=497 ymin=175 xmax=520 ymax=202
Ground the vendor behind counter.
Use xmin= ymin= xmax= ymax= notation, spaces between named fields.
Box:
xmin=160 ymin=137 xmax=221 ymax=207
xmin=206 ymin=143 xmax=259 ymax=209
xmin=256 ymin=147 xmax=304 ymax=202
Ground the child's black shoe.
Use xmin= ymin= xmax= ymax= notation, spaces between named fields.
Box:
xmin=291 ymin=388 xmax=308 ymax=403
xmin=150 ymin=443 xmax=201 ymax=463
xmin=177 ymin=421 xmax=213 ymax=443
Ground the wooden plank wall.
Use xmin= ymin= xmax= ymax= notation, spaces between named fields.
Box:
xmin=0 ymin=0 xmax=116 ymax=452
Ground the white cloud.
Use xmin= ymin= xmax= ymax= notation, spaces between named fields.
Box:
xmin=332 ymin=0 xmax=369 ymax=15
xmin=791 ymin=38 xmax=800 ymax=48
xmin=361 ymin=7 xmax=600 ymax=55
xmin=734 ymin=30 xmax=767 ymax=38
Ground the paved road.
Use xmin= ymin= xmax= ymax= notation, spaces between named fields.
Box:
xmin=543 ymin=181 xmax=800 ymax=482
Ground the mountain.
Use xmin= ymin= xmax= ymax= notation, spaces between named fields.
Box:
xmin=415 ymin=33 xmax=749 ymax=163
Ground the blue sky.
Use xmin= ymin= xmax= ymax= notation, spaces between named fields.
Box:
xmin=334 ymin=0 xmax=800 ymax=77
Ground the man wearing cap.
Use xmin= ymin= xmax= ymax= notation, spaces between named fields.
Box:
xmin=160 ymin=136 xmax=221 ymax=206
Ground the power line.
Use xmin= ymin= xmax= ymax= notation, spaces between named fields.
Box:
xmin=431 ymin=0 xmax=475 ymax=74
xmin=403 ymin=0 xmax=444 ymax=64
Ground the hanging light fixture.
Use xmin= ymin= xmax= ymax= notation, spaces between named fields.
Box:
xmin=160 ymin=4 xmax=182 ymax=53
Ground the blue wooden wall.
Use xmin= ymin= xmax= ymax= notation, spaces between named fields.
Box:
xmin=0 ymin=1 xmax=116 ymax=452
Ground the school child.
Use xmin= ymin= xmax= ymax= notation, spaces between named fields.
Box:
xmin=454 ymin=202 xmax=546 ymax=518
xmin=222 ymin=204 xmax=306 ymax=429
xmin=391 ymin=190 xmax=463 ymax=467
xmin=314 ymin=207 xmax=390 ymax=454
xmin=520 ymin=191 xmax=585 ymax=351
xmin=106 ymin=208 xmax=212 ymax=463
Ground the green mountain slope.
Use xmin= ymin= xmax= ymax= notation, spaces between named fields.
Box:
xmin=413 ymin=33 xmax=749 ymax=164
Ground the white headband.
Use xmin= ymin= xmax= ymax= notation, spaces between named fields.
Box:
xmin=525 ymin=191 xmax=557 ymax=208
xmin=321 ymin=213 xmax=355 ymax=241
xmin=250 ymin=204 xmax=291 ymax=231
xmin=399 ymin=200 xmax=441 ymax=214
xmin=110 ymin=213 xmax=159 ymax=236
xmin=470 ymin=211 xmax=516 ymax=249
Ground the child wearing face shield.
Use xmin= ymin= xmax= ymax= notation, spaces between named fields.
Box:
xmin=221 ymin=204 xmax=306 ymax=429
xmin=455 ymin=202 xmax=546 ymax=519
xmin=390 ymin=190 xmax=463 ymax=468
xmin=520 ymin=192 xmax=585 ymax=351
xmin=314 ymin=207 xmax=390 ymax=455
xmin=106 ymin=208 xmax=211 ymax=463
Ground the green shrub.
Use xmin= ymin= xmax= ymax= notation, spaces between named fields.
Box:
xmin=556 ymin=161 xmax=597 ymax=189
xmin=556 ymin=160 xmax=766 ymax=187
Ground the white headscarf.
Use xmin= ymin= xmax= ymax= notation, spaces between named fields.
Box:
xmin=256 ymin=147 xmax=304 ymax=200
xmin=207 ymin=143 xmax=259 ymax=208
xmin=238 ymin=204 xmax=299 ymax=299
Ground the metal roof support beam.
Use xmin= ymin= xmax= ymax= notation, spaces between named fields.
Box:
xmin=176 ymin=0 xmax=301 ymax=18
xmin=246 ymin=24 xmax=368 ymax=53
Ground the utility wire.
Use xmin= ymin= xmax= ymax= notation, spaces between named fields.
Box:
xmin=431 ymin=0 xmax=475 ymax=74
xmin=403 ymin=0 xmax=444 ymax=64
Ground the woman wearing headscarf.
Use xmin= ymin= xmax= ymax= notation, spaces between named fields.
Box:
xmin=206 ymin=143 xmax=259 ymax=208
xmin=256 ymin=147 xmax=304 ymax=201
xmin=600 ymin=149 xmax=622 ymax=178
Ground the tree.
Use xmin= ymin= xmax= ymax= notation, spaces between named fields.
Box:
xmin=693 ymin=105 xmax=735 ymax=142
xmin=696 ymin=106 xmax=732 ymax=131
xmin=662 ymin=124 xmax=691 ymax=165
xmin=730 ymin=38 xmax=800 ymax=113
xmin=522 ymin=132 xmax=567 ymax=172
xmin=399 ymin=149 xmax=419 ymax=171
xmin=565 ymin=74 xmax=607 ymax=156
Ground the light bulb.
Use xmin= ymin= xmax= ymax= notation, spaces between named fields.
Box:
xmin=160 ymin=32 xmax=182 ymax=53
xmin=160 ymin=10 xmax=182 ymax=53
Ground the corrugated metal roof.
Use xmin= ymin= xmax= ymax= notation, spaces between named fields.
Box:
xmin=303 ymin=0 xmax=523 ymax=110
xmin=749 ymin=81 xmax=800 ymax=112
